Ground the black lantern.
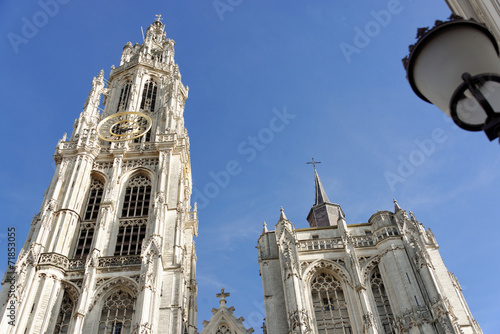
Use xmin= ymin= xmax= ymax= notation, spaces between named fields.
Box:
xmin=404 ymin=18 xmax=500 ymax=141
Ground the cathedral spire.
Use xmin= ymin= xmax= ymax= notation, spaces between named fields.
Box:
xmin=314 ymin=168 xmax=330 ymax=205
xmin=307 ymin=158 xmax=330 ymax=205
xmin=306 ymin=160 xmax=343 ymax=228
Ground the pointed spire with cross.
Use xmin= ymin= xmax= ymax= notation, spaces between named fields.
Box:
xmin=155 ymin=14 xmax=163 ymax=22
xmin=216 ymin=288 xmax=230 ymax=306
xmin=306 ymin=158 xmax=330 ymax=206
xmin=306 ymin=158 xmax=321 ymax=170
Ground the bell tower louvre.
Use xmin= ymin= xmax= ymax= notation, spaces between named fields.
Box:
xmin=0 ymin=16 xmax=198 ymax=334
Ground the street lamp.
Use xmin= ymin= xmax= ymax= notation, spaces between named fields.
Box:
xmin=403 ymin=16 xmax=500 ymax=141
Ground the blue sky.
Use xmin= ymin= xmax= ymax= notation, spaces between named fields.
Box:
xmin=1 ymin=1 xmax=499 ymax=332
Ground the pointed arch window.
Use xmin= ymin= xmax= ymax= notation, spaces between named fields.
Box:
xmin=54 ymin=292 xmax=74 ymax=334
xmin=370 ymin=269 xmax=395 ymax=333
xmin=121 ymin=175 xmax=151 ymax=218
xmin=98 ymin=290 xmax=135 ymax=334
xmin=75 ymin=178 xmax=104 ymax=259
xmin=311 ymin=272 xmax=352 ymax=334
xmin=115 ymin=175 xmax=151 ymax=256
xmin=117 ymin=80 xmax=132 ymax=112
xmin=84 ymin=179 xmax=104 ymax=220
xmin=140 ymin=79 xmax=157 ymax=112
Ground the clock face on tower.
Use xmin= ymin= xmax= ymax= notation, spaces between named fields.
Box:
xmin=97 ymin=111 xmax=152 ymax=142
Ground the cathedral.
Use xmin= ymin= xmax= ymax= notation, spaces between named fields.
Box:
xmin=257 ymin=169 xmax=481 ymax=334
xmin=0 ymin=0 xmax=494 ymax=333
xmin=0 ymin=18 xmax=198 ymax=334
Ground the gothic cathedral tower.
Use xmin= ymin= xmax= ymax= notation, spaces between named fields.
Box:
xmin=0 ymin=17 xmax=198 ymax=334
xmin=258 ymin=168 xmax=482 ymax=334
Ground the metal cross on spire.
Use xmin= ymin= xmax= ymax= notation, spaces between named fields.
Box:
xmin=306 ymin=158 xmax=321 ymax=170
xmin=155 ymin=14 xmax=163 ymax=22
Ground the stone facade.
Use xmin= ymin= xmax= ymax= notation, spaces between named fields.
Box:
xmin=257 ymin=170 xmax=482 ymax=334
xmin=446 ymin=0 xmax=500 ymax=41
xmin=0 ymin=18 xmax=198 ymax=334
xmin=0 ymin=9 xmax=488 ymax=334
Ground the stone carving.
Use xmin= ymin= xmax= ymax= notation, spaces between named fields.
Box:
xmin=140 ymin=244 xmax=159 ymax=292
xmin=118 ymin=216 xmax=147 ymax=227
xmin=121 ymin=159 xmax=159 ymax=172
xmin=61 ymin=280 xmax=81 ymax=304
xmin=341 ymin=231 xmax=354 ymax=246
xmin=38 ymin=252 xmax=69 ymax=269
xmin=90 ymin=276 xmax=139 ymax=310
xmin=141 ymin=234 xmax=162 ymax=255
xmin=280 ymin=242 xmax=300 ymax=279
xmin=300 ymin=261 xmax=311 ymax=274
xmin=394 ymin=306 xmax=432 ymax=332
xmin=363 ymin=312 xmax=375 ymax=328
xmin=361 ymin=255 xmax=381 ymax=283
xmin=98 ymin=255 xmax=142 ymax=268
xmin=23 ymin=243 xmax=43 ymax=267
xmin=288 ymin=309 xmax=312 ymax=333
xmin=303 ymin=259 xmax=353 ymax=288
xmin=41 ymin=199 xmax=58 ymax=229
xmin=132 ymin=322 xmax=152 ymax=334
xmin=68 ymin=258 xmax=85 ymax=270
xmin=93 ymin=161 xmax=114 ymax=171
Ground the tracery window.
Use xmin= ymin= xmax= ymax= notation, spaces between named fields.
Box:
xmin=140 ymin=79 xmax=157 ymax=112
xmin=216 ymin=324 xmax=231 ymax=334
xmin=84 ymin=179 xmax=104 ymax=220
xmin=54 ymin=292 xmax=74 ymax=334
xmin=117 ymin=80 xmax=132 ymax=112
xmin=114 ymin=219 xmax=147 ymax=256
xmin=75 ymin=178 xmax=104 ymax=258
xmin=98 ymin=290 xmax=135 ymax=334
xmin=370 ymin=269 xmax=395 ymax=333
xmin=311 ymin=272 xmax=352 ymax=334
xmin=115 ymin=175 xmax=151 ymax=256
xmin=121 ymin=175 xmax=151 ymax=218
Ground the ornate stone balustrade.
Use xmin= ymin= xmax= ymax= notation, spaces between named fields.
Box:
xmin=130 ymin=143 xmax=156 ymax=151
xmin=68 ymin=258 xmax=85 ymax=270
xmin=38 ymin=253 xmax=69 ymax=269
xmin=298 ymin=228 xmax=401 ymax=252
xmin=98 ymin=255 xmax=142 ymax=268
xmin=298 ymin=238 xmax=344 ymax=251
xmin=38 ymin=253 xmax=142 ymax=270
xmin=352 ymin=235 xmax=375 ymax=247
xmin=374 ymin=227 xmax=400 ymax=243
